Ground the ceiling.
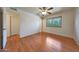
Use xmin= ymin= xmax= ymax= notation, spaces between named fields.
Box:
xmin=16 ymin=7 xmax=74 ymax=16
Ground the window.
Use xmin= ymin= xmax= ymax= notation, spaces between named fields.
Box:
xmin=46 ymin=16 xmax=62 ymax=27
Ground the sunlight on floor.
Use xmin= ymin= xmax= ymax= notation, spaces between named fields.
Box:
xmin=46 ymin=37 xmax=62 ymax=50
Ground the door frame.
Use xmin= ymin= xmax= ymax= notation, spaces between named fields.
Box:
xmin=0 ymin=8 xmax=3 ymax=49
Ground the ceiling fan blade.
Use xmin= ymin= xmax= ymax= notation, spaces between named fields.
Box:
xmin=39 ymin=7 xmax=44 ymax=13
xmin=47 ymin=12 xmax=52 ymax=14
xmin=43 ymin=7 xmax=47 ymax=10
xmin=48 ymin=7 xmax=53 ymax=10
xmin=39 ymin=7 xmax=42 ymax=10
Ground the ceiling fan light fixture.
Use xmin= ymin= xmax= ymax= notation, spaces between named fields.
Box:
xmin=38 ymin=7 xmax=53 ymax=16
xmin=41 ymin=11 xmax=47 ymax=15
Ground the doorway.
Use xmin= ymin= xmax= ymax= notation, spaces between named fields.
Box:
xmin=6 ymin=11 xmax=20 ymax=37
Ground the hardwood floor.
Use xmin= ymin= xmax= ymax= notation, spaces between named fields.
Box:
xmin=3 ymin=32 xmax=79 ymax=52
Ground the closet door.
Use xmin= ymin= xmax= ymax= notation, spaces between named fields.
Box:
xmin=11 ymin=13 xmax=19 ymax=36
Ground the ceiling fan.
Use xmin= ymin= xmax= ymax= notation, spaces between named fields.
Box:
xmin=38 ymin=7 xmax=53 ymax=16
xmin=38 ymin=7 xmax=53 ymax=32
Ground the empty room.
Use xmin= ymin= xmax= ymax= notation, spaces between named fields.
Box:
xmin=0 ymin=7 xmax=79 ymax=52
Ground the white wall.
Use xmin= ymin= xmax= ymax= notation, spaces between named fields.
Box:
xmin=43 ymin=9 xmax=75 ymax=38
xmin=75 ymin=8 xmax=79 ymax=45
xmin=3 ymin=8 xmax=7 ymax=48
xmin=19 ymin=10 xmax=41 ymax=37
